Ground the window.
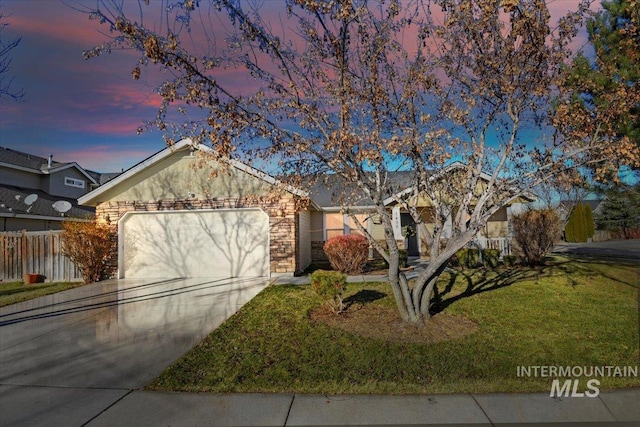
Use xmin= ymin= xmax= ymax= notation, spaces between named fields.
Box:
xmin=64 ymin=177 xmax=85 ymax=188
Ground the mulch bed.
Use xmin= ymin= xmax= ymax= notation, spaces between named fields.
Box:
xmin=309 ymin=303 xmax=478 ymax=344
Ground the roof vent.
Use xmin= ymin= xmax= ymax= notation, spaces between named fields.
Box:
xmin=48 ymin=155 xmax=53 ymax=168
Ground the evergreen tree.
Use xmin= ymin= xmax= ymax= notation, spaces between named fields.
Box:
xmin=564 ymin=0 xmax=640 ymax=156
xmin=596 ymin=185 xmax=640 ymax=238
xmin=565 ymin=202 xmax=595 ymax=243
xmin=585 ymin=203 xmax=595 ymax=238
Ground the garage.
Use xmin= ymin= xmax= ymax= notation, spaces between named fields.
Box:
xmin=118 ymin=209 xmax=269 ymax=279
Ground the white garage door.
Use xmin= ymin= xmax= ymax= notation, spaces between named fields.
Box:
xmin=119 ymin=209 xmax=269 ymax=279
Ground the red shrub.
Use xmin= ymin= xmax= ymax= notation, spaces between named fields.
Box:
xmin=323 ymin=234 xmax=369 ymax=274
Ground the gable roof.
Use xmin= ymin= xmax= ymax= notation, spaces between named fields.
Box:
xmin=79 ymin=138 xmax=309 ymax=206
xmin=307 ymin=171 xmax=415 ymax=209
xmin=558 ymin=199 xmax=604 ymax=213
xmin=0 ymin=146 xmax=98 ymax=185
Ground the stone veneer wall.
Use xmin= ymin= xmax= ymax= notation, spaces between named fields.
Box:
xmin=95 ymin=197 xmax=299 ymax=278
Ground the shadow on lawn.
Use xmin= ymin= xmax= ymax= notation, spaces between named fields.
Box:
xmin=429 ymin=263 xmax=558 ymax=315
xmin=344 ymin=289 xmax=386 ymax=311
xmin=428 ymin=257 xmax=618 ymax=315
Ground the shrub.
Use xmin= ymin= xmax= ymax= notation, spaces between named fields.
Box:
xmin=512 ymin=209 xmax=561 ymax=266
xmin=310 ymin=270 xmax=348 ymax=313
xmin=502 ymin=255 xmax=519 ymax=267
xmin=323 ymin=234 xmax=369 ymax=274
xmin=61 ymin=219 xmax=115 ymax=284
xmin=398 ymin=249 xmax=408 ymax=268
xmin=455 ymin=248 xmax=480 ymax=269
xmin=383 ymin=249 xmax=409 ymax=269
xmin=482 ymin=249 xmax=501 ymax=269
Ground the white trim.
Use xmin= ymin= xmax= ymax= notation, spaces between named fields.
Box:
xmin=64 ymin=176 xmax=85 ymax=188
xmin=80 ymin=140 xmax=189 ymax=205
xmin=80 ymin=138 xmax=308 ymax=206
xmin=0 ymin=213 xmax=89 ymax=221
xmin=117 ymin=208 xmax=271 ymax=279
xmin=0 ymin=161 xmax=98 ymax=185
xmin=228 ymin=158 xmax=308 ymax=198
xmin=0 ymin=162 xmax=41 ymax=174
xmin=47 ymin=163 xmax=98 ymax=184
xmin=320 ymin=206 xmax=377 ymax=212
xmin=322 ymin=211 xmax=327 ymax=241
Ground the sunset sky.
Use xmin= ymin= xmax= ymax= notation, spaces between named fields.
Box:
xmin=0 ymin=0 xmax=592 ymax=174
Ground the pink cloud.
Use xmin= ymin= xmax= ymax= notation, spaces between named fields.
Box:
xmin=8 ymin=11 xmax=106 ymax=47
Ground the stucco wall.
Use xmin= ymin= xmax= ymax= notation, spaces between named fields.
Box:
xmin=96 ymin=150 xmax=273 ymax=203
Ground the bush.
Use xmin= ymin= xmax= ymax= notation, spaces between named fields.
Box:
xmin=310 ymin=270 xmax=348 ymax=313
xmin=399 ymin=249 xmax=408 ymax=268
xmin=512 ymin=209 xmax=561 ymax=266
xmin=455 ymin=248 xmax=480 ymax=269
xmin=382 ymin=249 xmax=409 ymax=269
xmin=61 ymin=219 xmax=115 ymax=284
xmin=482 ymin=249 xmax=501 ymax=269
xmin=502 ymin=255 xmax=519 ymax=267
xmin=323 ymin=234 xmax=369 ymax=274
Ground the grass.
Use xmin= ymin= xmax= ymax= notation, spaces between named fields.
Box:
xmin=147 ymin=256 xmax=640 ymax=394
xmin=0 ymin=280 xmax=86 ymax=307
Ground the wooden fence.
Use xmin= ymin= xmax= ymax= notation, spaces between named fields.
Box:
xmin=0 ymin=230 xmax=83 ymax=282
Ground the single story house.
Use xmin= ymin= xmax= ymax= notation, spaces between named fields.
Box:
xmin=79 ymin=139 xmax=529 ymax=279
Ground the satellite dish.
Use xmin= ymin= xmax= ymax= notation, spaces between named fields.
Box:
xmin=24 ymin=194 xmax=38 ymax=205
xmin=52 ymin=200 xmax=72 ymax=214
xmin=15 ymin=195 xmax=21 ymax=201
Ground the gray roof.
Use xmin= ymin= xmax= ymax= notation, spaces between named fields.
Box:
xmin=0 ymin=146 xmax=66 ymax=170
xmin=307 ymin=171 xmax=416 ymax=208
xmin=97 ymin=172 xmax=122 ymax=185
xmin=558 ymin=199 xmax=604 ymax=213
xmin=0 ymin=184 xmax=95 ymax=220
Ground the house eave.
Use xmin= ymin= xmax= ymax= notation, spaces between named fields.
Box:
xmin=0 ymin=212 xmax=89 ymax=222
xmin=0 ymin=162 xmax=41 ymax=174
xmin=320 ymin=205 xmax=377 ymax=212
xmin=79 ymin=138 xmax=310 ymax=206
xmin=45 ymin=163 xmax=98 ymax=185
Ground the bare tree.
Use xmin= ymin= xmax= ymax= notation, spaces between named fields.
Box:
xmin=84 ymin=0 xmax=639 ymax=323
xmin=0 ymin=1 xmax=24 ymax=103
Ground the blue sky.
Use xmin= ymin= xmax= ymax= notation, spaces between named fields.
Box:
xmin=0 ymin=0 xmax=591 ymax=174
xmin=1 ymin=0 xmax=168 ymax=172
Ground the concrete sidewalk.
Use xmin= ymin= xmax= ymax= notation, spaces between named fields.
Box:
xmin=13 ymin=387 xmax=632 ymax=426
xmin=2 ymin=385 xmax=638 ymax=426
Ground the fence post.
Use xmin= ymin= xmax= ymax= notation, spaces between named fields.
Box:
xmin=21 ymin=229 xmax=27 ymax=277
xmin=49 ymin=230 xmax=54 ymax=282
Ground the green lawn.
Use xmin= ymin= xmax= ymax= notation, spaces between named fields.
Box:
xmin=0 ymin=280 xmax=86 ymax=307
xmin=148 ymin=256 xmax=639 ymax=394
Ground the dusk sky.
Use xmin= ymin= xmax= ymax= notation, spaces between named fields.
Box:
xmin=0 ymin=0 xmax=591 ymax=174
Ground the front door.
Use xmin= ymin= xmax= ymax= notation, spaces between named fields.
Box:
xmin=400 ymin=213 xmax=419 ymax=257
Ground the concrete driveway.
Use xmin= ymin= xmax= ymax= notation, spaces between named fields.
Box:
xmin=0 ymin=276 xmax=269 ymax=426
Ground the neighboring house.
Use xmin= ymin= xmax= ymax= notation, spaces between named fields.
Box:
xmin=79 ymin=139 xmax=532 ymax=279
xmin=0 ymin=147 xmax=99 ymax=231
xmin=556 ymin=199 xmax=604 ymax=224
xmin=307 ymin=163 xmax=533 ymax=259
